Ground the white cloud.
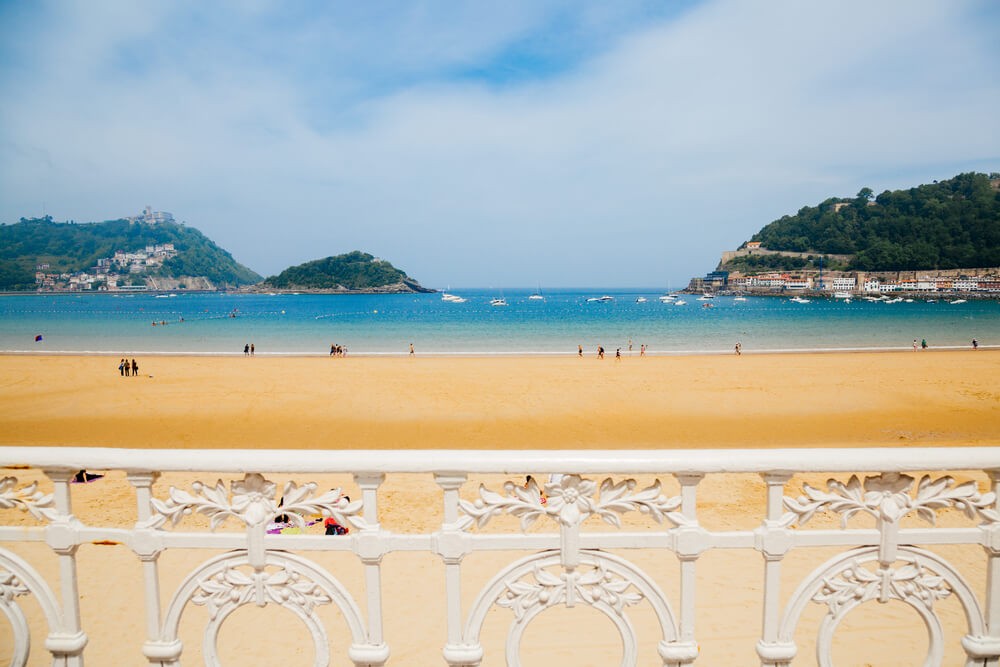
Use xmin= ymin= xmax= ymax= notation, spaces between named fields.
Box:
xmin=1 ymin=0 xmax=997 ymax=286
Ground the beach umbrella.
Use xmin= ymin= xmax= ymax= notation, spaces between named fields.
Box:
xmin=34 ymin=334 xmax=43 ymax=342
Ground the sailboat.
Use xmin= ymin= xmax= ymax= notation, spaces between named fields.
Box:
xmin=528 ymin=285 xmax=544 ymax=300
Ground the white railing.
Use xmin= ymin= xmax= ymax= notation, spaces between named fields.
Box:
xmin=1 ymin=446 xmax=1000 ymax=666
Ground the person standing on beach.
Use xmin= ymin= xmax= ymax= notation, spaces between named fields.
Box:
xmin=131 ymin=359 xmax=138 ymax=376
xmin=921 ymin=338 xmax=927 ymax=350
xmin=597 ymin=346 xmax=605 ymax=359
xmin=735 ymin=342 xmax=742 ymax=356
xmin=640 ymin=344 xmax=646 ymax=357
xmin=119 ymin=358 xmax=125 ymax=376
xmin=578 ymin=344 xmax=583 ymax=357
xmin=244 ymin=343 xmax=250 ymax=356
xmin=250 ymin=343 xmax=255 ymax=356
xmin=973 ymin=338 xmax=979 ymax=350
xmin=409 ymin=343 xmax=414 ymax=356
xmin=124 ymin=358 xmax=131 ymax=376
xmin=913 ymin=339 xmax=918 ymax=352
xmin=628 ymin=338 xmax=633 ymax=354
xmin=615 ymin=348 xmax=621 ymax=361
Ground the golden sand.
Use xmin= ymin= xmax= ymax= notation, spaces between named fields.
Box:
xmin=1 ymin=350 xmax=998 ymax=449
xmin=1 ymin=351 xmax=998 ymax=665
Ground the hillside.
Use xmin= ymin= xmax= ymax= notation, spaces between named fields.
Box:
xmin=261 ymin=251 xmax=432 ymax=292
xmin=0 ymin=216 xmax=261 ymax=290
xmin=723 ymin=172 xmax=1000 ymax=273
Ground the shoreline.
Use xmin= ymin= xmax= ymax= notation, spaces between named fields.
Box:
xmin=1 ymin=344 xmax=993 ymax=357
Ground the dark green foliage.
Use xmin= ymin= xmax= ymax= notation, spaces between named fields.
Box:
xmin=0 ymin=217 xmax=261 ymax=289
xmin=263 ymin=251 xmax=409 ymax=289
xmin=748 ymin=173 xmax=1000 ymax=271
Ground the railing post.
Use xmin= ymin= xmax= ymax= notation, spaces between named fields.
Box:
xmin=127 ymin=471 xmax=179 ymax=665
xmin=435 ymin=473 xmax=479 ymax=666
xmin=42 ymin=469 xmax=88 ymax=666
xmin=755 ymin=472 xmax=795 ymax=667
xmin=349 ymin=472 xmax=390 ymax=666
xmin=660 ymin=473 xmax=703 ymax=666
xmin=966 ymin=469 xmax=1000 ymax=666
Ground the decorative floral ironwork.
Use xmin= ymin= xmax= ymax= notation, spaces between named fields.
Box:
xmin=192 ymin=564 xmax=332 ymax=620
xmin=783 ymin=473 xmax=999 ymax=527
xmin=0 ymin=476 xmax=56 ymax=522
xmin=497 ymin=563 xmax=644 ymax=621
xmin=148 ymin=473 xmax=363 ymax=530
xmin=813 ymin=558 xmax=952 ymax=614
xmin=459 ymin=475 xmax=683 ymax=530
xmin=0 ymin=569 xmax=30 ymax=604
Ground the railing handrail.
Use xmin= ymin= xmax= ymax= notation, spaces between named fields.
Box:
xmin=1 ymin=445 xmax=998 ymax=474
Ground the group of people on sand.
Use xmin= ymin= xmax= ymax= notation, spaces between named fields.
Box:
xmin=118 ymin=358 xmax=139 ymax=376
xmin=329 ymin=343 xmax=347 ymax=357
xmin=243 ymin=343 xmax=255 ymax=356
xmin=912 ymin=338 xmax=928 ymax=351
xmin=581 ymin=343 xmax=647 ymax=358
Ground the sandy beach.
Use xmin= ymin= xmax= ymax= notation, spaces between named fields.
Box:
xmin=1 ymin=350 xmax=998 ymax=450
xmin=1 ymin=350 xmax=999 ymax=665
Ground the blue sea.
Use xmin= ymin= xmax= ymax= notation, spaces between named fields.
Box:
xmin=1 ymin=289 xmax=997 ymax=356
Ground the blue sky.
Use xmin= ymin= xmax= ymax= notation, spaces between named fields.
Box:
xmin=1 ymin=0 xmax=998 ymax=287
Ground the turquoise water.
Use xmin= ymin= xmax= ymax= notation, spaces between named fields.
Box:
xmin=1 ymin=289 xmax=997 ymax=355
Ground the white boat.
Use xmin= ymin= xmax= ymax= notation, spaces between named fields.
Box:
xmin=635 ymin=297 xmax=648 ymax=303
xmin=659 ymin=294 xmax=677 ymax=302
xmin=490 ymin=297 xmax=508 ymax=307
xmin=790 ymin=296 xmax=811 ymax=304
xmin=441 ymin=293 xmax=464 ymax=302
xmin=949 ymin=299 xmax=967 ymax=305
xmin=733 ymin=296 xmax=747 ymax=302
xmin=883 ymin=297 xmax=903 ymax=304
xmin=904 ymin=299 xmax=914 ymax=303
xmin=528 ymin=294 xmax=544 ymax=301
xmin=833 ymin=291 xmax=852 ymax=299
xmin=696 ymin=294 xmax=715 ymax=301
xmin=673 ymin=299 xmax=687 ymax=306
xmin=587 ymin=295 xmax=614 ymax=302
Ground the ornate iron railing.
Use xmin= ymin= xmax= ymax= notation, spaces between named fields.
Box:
xmin=1 ymin=446 xmax=999 ymax=666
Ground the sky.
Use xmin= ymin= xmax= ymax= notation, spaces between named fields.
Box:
xmin=1 ymin=0 xmax=998 ymax=288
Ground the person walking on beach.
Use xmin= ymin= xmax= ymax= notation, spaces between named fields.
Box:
xmin=921 ymin=338 xmax=927 ymax=350
xmin=735 ymin=342 xmax=742 ymax=356
xmin=973 ymin=338 xmax=979 ymax=350
xmin=244 ymin=343 xmax=250 ymax=356
xmin=409 ymin=343 xmax=414 ymax=356
xmin=131 ymin=359 xmax=138 ymax=376
xmin=597 ymin=346 xmax=605 ymax=359
xmin=615 ymin=348 xmax=621 ymax=361
xmin=578 ymin=344 xmax=583 ymax=357
xmin=640 ymin=344 xmax=646 ymax=357
xmin=250 ymin=343 xmax=255 ymax=356
xmin=913 ymin=339 xmax=918 ymax=352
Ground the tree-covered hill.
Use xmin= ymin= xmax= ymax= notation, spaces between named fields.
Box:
xmin=0 ymin=217 xmax=261 ymax=290
xmin=262 ymin=251 xmax=431 ymax=292
xmin=740 ymin=172 xmax=1000 ymax=271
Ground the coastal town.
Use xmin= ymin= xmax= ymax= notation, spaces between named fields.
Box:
xmin=33 ymin=207 xmax=182 ymax=292
xmin=688 ymin=242 xmax=1000 ymax=297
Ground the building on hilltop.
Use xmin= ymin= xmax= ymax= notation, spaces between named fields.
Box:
xmin=127 ymin=206 xmax=175 ymax=225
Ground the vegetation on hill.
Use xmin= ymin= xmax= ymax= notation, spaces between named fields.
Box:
xmin=731 ymin=172 xmax=1000 ymax=272
xmin=0 ymin=217 xmax=261 ymax=290
xmin=262 ymin=251 xmax=427 ymax=291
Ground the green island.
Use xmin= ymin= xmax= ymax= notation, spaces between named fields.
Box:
xmin=257 ymin=251 xmax=432 ymax=293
